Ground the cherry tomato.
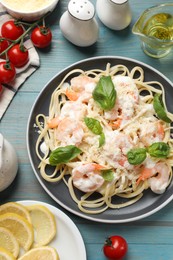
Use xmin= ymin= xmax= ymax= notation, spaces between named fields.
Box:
xmin=103 ymin=235 xmax=128 ymax=260
xmin=0 ymin=61 xmax=16 ymax=84
xmin=8 ymin=44 xmax=29 ymax=68
xmin=1 ymin=20 xmax=24 ymax=40
xmin=0 ymin=37 xmax=9 ymax=58
xmin=31 ymin=26 xmax=52 ymax=48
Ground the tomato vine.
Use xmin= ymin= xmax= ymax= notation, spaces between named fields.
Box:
xmin=0 ymin=12 xmax=51 ymax=58
xmin=0 ymin=12 xmax=52 ymax=85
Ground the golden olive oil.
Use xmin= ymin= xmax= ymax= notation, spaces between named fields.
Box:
xmin=142 ymin=13 xmax=173 ymax=40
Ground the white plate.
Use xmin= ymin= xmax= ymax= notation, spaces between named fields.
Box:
xmin=18 ymin=200 xmax=87 ymax=260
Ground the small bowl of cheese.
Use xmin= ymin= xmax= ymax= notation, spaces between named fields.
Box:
xmin=1 ymin=0 xmax=59 ymax=21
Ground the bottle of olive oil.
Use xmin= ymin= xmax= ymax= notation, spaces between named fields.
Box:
xmin=142 ymin=13 xmax=173 ymax=41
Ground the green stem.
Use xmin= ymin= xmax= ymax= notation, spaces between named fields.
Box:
xmin=42 ymin=18 xmax=45 ymax=27
xmin=0 ymin=11 xmax=50 ymax=57
xmin=17 ymin=21 xmax=34 ymax=27
xmin=0 ymin=37 xmax=15 ymax=43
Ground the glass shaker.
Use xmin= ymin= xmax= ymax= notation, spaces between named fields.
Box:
xmin=96 ymin=0 xmax=132 ymax=30
xmin=60 ymin=0 xmax=99 ymax=47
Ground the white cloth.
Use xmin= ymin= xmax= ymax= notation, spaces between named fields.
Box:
xmin=0 ymin=4 xmax=40 ymax=120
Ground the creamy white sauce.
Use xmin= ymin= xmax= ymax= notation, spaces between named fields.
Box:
xmin=3 ymin=0 xmax=54 ymax=12
xmin=40 ymin=142 xmax=48 ymax=155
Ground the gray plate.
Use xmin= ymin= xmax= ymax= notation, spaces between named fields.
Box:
xmin=27 ymin=56 xmax=173 ymax=223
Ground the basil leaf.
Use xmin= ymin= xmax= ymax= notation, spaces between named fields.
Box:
xmin=84 ymin=117 xmax=103 ymax=135
xmin=148 ymin=142 xmax=170 ymax=158
xmin=127 ymin=148 xmax=147 ymax=165
xmin=84 ymin=117 xmax=105 ymax=147
xmin=153 ymin=94 xmax=171 ymax=123
xmin=101 ymin=169 xmax=114 ymax=181
xmin=92 ymin=76 xmax=116 ymax=111
xmin=99 ymin=132 xmax=105 ymax=147
xmin=49 ymin=145 xmax=82 ymax=166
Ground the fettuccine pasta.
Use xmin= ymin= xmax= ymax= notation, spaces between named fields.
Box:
xmin=35 ymin=63 xmax=173 ymax=214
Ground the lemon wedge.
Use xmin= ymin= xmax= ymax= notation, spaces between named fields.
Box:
xmin=0 ymin=213 xmax=34 ymax=251
xmin=0 ymin=202 xmax=31 ymax=223
xmin=0 ymin=227 xmax=19 ymax=258
xmin=18 ymin=246 xmax=59 ymax=260
xmin=0 ymin=247 xmax=16 ymax=260
xmin=26 ymin=205 xmax=56 ymax=247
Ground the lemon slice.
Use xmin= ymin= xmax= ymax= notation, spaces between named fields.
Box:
xmin=0 ymin=202 xmax=31 ymax=223
xmin=26 ymin=205 xmax=56 ymax=247
xmin=0 ymin=247 xmax=16 ymax=260
xmin=18 ymin=246 xmax=59 ymax=260
xmin=0 ymin=227 xmax=19 ymax=258
xmin=0 ymin=213 xmax=34 ymax=251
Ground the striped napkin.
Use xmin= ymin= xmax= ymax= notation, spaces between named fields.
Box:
xmin=0 ymin=3 xmax=40 ymax=120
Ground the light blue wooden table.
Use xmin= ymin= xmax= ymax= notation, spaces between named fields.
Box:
xmin=1 ymin=0 xmax=173 ymax=259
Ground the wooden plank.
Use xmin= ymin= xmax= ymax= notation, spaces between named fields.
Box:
xmin=1 ymin=1 xmax=173 ymax=259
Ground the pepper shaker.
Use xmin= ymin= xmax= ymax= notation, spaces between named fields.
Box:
xmin=96 ymin=0 xmax=132 ymax=30
xmin=60 ymin=0 xmax=99 ymax=47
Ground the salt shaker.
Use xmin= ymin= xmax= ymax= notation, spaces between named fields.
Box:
xmin=96 ymin=0 xmax=132 ymax=30
xmin=60 ymin=0 xmax=99 ymax=47
xmin=0 ymin=134 xmax=18 ymax=192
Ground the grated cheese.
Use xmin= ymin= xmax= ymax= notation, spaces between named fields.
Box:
xmin=3 ymin=0 xmax=54 ymax=12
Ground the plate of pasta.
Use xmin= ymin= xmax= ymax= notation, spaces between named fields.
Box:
xmin=27 ymin=56 xmax=173 ymax=223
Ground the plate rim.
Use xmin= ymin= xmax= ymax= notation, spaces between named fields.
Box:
xmin=26 ymin=55 xmax=173 ymax=223
xmin=17 ymin=200 xmax=87 ymax=259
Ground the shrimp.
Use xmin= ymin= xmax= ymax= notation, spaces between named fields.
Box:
xmin=65 ymin=89 xmax=79 ymax=101
xmin=108 ymin=118 xmax=122 ymax=129
xmin=72 ymin=163 xmax=105 ymax=193
xmin=100 ymin=131 xmax=134 ymax=169
xmin=66 ymin=75 xmax=96 ymax=103
xmin=137 ymin=162 xmax=170 ymax=194
xmin=139 ymin=121 xmax=164 ymax=146
xmin=60 ymin=101 xmax=87 ymax=120
xmin=71 ymin=75 xmax=96 ymax=92
xmin=112 ymin=75 xmax=139 ymax=102
xmin=47 ymin=117 xmax=60 ymax=129
xmin=136 ymin=167 xmax=154 ymax=185
xmin=47 ymin=101 xmax=87 ymax=128
xmin=148 ymin=163 xmax=170 ymax=194
xmin=56 ymin=118 xmax=84 ymax=146
xmin=104 ymin=76 xmax=139 ymax=126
